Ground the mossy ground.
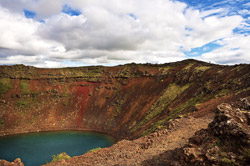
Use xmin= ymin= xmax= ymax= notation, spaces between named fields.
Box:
xmin=0 ymin=78 xmax=12 ymax=94
xmin=15 ymin=98 xmax=30 ymax=108
xmin=20 ymin=80 xmax=30 ymax=95
xmin=50 ymin=152 xmax=71 ymax=163
xmin=87 ymin=147 xmax=102 ymax=153
xmin=130 ymin=83 xmax=190 ymax=133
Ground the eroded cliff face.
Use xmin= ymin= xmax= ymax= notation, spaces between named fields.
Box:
xmin=0 ymin=59 xmax=249 ymax=140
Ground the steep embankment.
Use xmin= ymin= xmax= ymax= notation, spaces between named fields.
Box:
xmin=0 ymin=59 xmax=250 ymax=141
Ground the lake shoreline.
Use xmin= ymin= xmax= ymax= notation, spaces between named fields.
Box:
xmin=0 ymin=128 xmax=118 ymax=142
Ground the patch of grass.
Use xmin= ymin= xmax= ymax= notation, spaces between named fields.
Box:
xmin=232 ymin=65 xmax=242 ymax=72
xmin=215 ymin=89 xmax=231 ymax=98
xmin=130 ymin=83 xmax=190 ymax=133
xmin=50 ymin=152 xmax=71 ymax=163
xmin=113 ymin=83 xmax=120 ymax=95
xmin=0 ymin=120 xmax=4 ymax=128
xmin=194 ymin=66 xmax=210 ymax=73
xmin=184 ymin=63 xmax=195 ymax=71
xmin=20 ymin=80 xmax=30 ymax=95
xmin=0 ymin=78 xmax=12 ymax=94
xmin=61 ymin=67 xmax=103 ymax=81
xmin=235 ymin=87 xmax=250 ymax=95
xmin=221 ymin=157 xmax=238 ymax=166
xmin=160 ymin=66 xmax=171 ymax=74
xmin=172 ymin=94 xmax=202 ymax=116
xmin=15 ymin=98 xmax=30 ymax=108
xmin=106 ymin=93 xmax=129 ymax=126
xmin=31 ymin=115 xmax=38 ymax=123
xmin=62 ymin=100 xmax=68 ymax=106
xmin=32 ymin=97 xmax=40 ymax=103
xmin=242 ymin=147 xmax=250 ymax=159
xmin=139 ymin=94 xmax=203 ymax=137
xmin=114 ymin=98 xmax=127 ymax=116
xmin=117 ymin=67 xmax=132 ymax=77
xmin=87 ymin=147 xmax=101 ymax=153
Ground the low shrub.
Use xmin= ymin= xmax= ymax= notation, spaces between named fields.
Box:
xmin=50 ymin=152 xmax=71 ymax=163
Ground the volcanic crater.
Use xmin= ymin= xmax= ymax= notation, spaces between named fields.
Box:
xmin=0 ymin=59 xmax=250 ymax=165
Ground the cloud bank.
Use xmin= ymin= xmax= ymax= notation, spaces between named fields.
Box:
xmin=0 ymin=0 xmax=249 ymax=67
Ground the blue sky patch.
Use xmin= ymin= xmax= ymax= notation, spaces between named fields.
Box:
xmin=129 ymin=13 xmax=137 ymax=20
xmin=39 ymin=20 xmax=45 ymax=24
xmin=62 ymin=4 xmax=82 ymax=16
xmin=184 ymin=41 xmax=222 ymax=57
xmin=24 ymin=9 xmax=36 ymax=18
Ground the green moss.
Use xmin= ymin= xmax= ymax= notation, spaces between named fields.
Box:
xmin=194 ymin=66 xmax=210 ymax=73
xmin=0 ymin=78 xmax=12 ymax=94
xmin=87 ymin=147 xmax=102 ymax=153
xmin=232 ymin=65 xmax=242 ymax=72
xmin=0 ymin=120 xmax=4 ymax=128
xmin=235 ymin=87 xmax=250 ymax=95
xmin=117 ymin=67 xmax=132 ymax=77
xmin=114 ymin=98 xmax=126 ymax=116
xmin=184 ymin=63 xmax=194 ymax=70
xmin=113 ymin=83 xmax=120 ymax=95
xmin=173 ymin=94 xmax=202 ymax=115
xmin=160 ymin=66 xmax=171 ymax=74
xmin=32 ymin=97 xmax=40 ymax=104
xmin=128 ymin=121 xmax=137 ymax=130
xmin=130 ymin=83 xmax=190 ymax=133
xmin=62 ymin=100 xmax=68 ymax=106
xmin=61 ymin=67 xmax=103 ymax=80
xmin=31 ymin=115 xmax=38 ymax=123
xmin=20 ymin=80 xmax=30 ymax=95
xmin=139 ymin=94 xmax=203 ymax=137
xmin=215 ymin=89 xmax=231 ymax=98
xmin=221 ymin=158 xmax=238 ymax=166
xmin=50 ymin=152 xmax=71 ymax=163
xmin=15 ymin=98 xmax=30 ymax=108
xmin=242 ymin=147 xmax=250 ymax=159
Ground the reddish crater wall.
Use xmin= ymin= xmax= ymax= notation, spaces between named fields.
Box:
xmin=0 ymin=60 xmax=249 ymax=140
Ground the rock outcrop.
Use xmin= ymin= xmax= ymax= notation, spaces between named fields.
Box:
xmin=0 ymin=158 xmax=24 ymax=166
xmin=181 ymin=97 xmax=250 ymax=166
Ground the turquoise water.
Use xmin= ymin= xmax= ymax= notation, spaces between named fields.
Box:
xmin=0 ymin=131 xmax=115 ymax=166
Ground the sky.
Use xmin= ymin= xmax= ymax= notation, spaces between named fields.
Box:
xmin=0 ymin=0 xmax=249 ymax=68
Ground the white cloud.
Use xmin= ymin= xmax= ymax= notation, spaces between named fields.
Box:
xmin=238 ymin=9 xmax=250 ymax=15
xmin=0 ymin=6 xmax=61 ymax=55
xmin=243 ymin=2 xmax=250 ymax=7
xmin=0 ymin=0 xmax=249 ymax=67
xmin=200 ymin=35 xmax=250 ymax=64
xmin=0 ymin=0 xmax=65 ymax=19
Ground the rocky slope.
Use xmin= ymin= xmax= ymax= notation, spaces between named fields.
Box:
xmin=45 ymin=109 xmax=214 ymax=165
xmin=180 ymin=98 xmax=250 ymax=166
xmin=44 ymin=98 xmax=250 ymax=166
xmin=0 ymin=59 xmax=250 ymax=165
